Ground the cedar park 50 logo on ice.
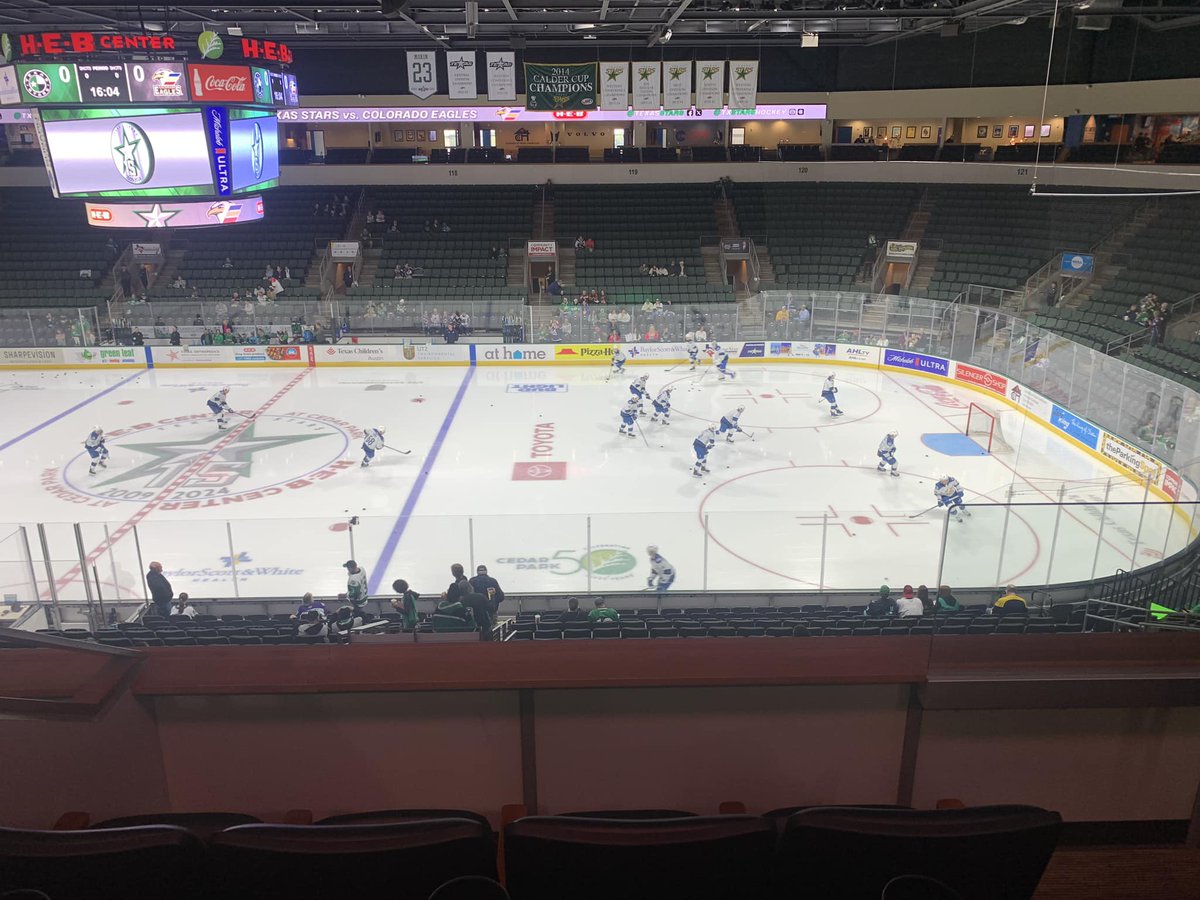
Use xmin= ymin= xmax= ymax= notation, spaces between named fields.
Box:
xmin=43 ymin=412 xmax=360 ymax=510
xmin=496 ymin=545 xmax=638 ymax=578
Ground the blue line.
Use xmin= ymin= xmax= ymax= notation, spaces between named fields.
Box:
xmin=0 ymin=368 xmax=146 ymax=454
xmin=369 ymin=365 xmax=476 ymax=594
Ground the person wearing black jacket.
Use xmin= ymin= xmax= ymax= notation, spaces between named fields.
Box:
xmin=864 ymin=585 xmax=898 ymax=618
xmin=560 ymin=597 xmax=588 ymax=624
xmin=146 ymin=561 xmax=173 ymax=618
xmin=457 ymin=579 xmax=494 ymax=641
xmin=469 ymin=565 xmax=505 ymax=614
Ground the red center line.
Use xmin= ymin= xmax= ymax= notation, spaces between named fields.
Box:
xmin=881 ymin=370 xmax=1136 ymax=566
xmin=47 ymin=368 xmax=312 ymax=595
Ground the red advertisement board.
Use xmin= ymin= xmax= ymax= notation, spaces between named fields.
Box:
xmin=954 ymin=362 xmax=1009 ymax=396
xmin=188 ymin=64 xmax=253 ymax=103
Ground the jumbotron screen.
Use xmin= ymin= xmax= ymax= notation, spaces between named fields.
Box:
xmin=35 ymin=105 xmax=278 ymax=199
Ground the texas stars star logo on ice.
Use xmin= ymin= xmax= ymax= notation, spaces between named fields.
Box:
xmin=110 ymin=121 xmax=155 ymax=185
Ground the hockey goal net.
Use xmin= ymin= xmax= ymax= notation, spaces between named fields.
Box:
xmin=965 ymin=402 xmax=1014 ymax=454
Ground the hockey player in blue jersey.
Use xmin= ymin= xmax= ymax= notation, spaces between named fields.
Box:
xmin=84 ymin=427 xmax=109 ymax=475
xmin=691 ymin=423 xmax=717 ymax=476
xmin=618 ymin=397 xmax=640 ymax=438
xmin=650 ymin=386 xmax=674 ymax=425
xmin=361 ymin=426 xmax=386 ymax=467
xmin=207 ymin=387 xmax=232 ymax=429
xmin=630 ymin=374 xmax=650 ymax=415
xmin=646 ymin=545 xmax=676 ymax=592
xmin=877 ymin=430 xmax=899 ymax=476
xmin=935 ymin=474 xmax=970 ymax=522
xmin=820 ymin=374 xmax=843 ymax=417
xmin=713 ymin=347 xmax=736 ymax=380
xmin=609 ymin=346 xmax=628 ymax=377
xmin=686 ymin=339 xmax=700 ymax=371
xmin=718 ymin=406 xmax=747 ymax=443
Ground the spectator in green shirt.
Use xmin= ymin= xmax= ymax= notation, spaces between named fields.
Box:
xmin=587 ymin=597 xmax=620 ymax=624
xmin=935 ymin=584 xmax=963 ymax=613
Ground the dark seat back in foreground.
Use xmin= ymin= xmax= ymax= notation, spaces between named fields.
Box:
xmin=504 ymin=814 xmax=775 ymax=900
xmin=0 ymin=824 xmax=205 ymax=900
xmin=209 ymin=819 xmax=497 ymax=900
xmin=774 ymin=805 xmax=1062 ymax=900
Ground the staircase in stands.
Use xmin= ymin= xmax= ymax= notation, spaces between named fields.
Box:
xmin=1061 ymin=202 xmax=1163 ymax=309
xmin=901 ymin=188 xmax=939 ymax=295
xmin=506 ymin=247 xmax=525 ymax=288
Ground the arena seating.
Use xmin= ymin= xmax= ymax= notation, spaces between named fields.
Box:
xmin=0 ymin=806 xmax=1063 ymax=900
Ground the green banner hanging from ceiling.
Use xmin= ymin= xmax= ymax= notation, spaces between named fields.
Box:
xmin=523 ymin=62 xmax=597 ymax=110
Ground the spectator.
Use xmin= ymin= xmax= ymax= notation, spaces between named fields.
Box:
xmin=146 ymin=561 xmax=173 ymax=618
xmin=895 ymin=585 xmax=923 ymax=618
xmin=193 ymin=313 xmax=204 ymax=326
xmin=329 ymin=605 xmax=365 ymax=641
xmin=295 ymin=591 xmax=328 ymax=620
xmin=916 ymin=584 xmax=932 ymax=614
xmin=561 ymin=596 xmax=588 ymax=623
xmin=575 ymin=235 xmax=585 ymax=251
xmin=444 ymin=563 xmax=467 ymax=603
xmin=131 ymin=328 xmax=144 ymax=346
xmin=645 ymin=322 xmax=660 ymax=341
xmin=391 ymin=579 xmax=420 ymax=631
xmin=470 ymin=564 xmax=505 ymax=613
xmin=588 ymin=597 xmax=620 ymax=624
xmin=296 ymin=609 xmax=329 ymax=641
xmin=343 ymin=267 xmax=354 ymax=291
xmin=172 ymin=594 xmax=197 ymax=618
xmin=389 ymin=219 xmax=399 ymax=233
xmin=639 ymin=263 xmax=650 ymax=275
xmin=169 ymin=327 xmax=181 ymax=346
xmin=935 ymin=585 xmax=962 ymax=613
xmin=458 ymin=579 xmax=493 ymax=641
xmin=775 ymin=306 xmax=790 ymax=323
xmin=677 ymin=259 xmax=687 ymax=277
xmin=119 ymin=266 xmax=133 ymax=296
xmin=432 ymin=592 xmax=472 ymax=630
xmin=864 ymin=585 xmax=897 ymax=618
xmin=343 ymin=559 xmax=369 ymax=615
xmin=990 ymin=585 xmax=1028 ymax=617
xmin=585 ymin=237 xmax=594 ymax=252
xmin=222 ymin=256 xmax=233 ymax=269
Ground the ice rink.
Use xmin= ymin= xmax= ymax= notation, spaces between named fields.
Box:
xmin=0 ymin=359 xmax=1189 ymax=603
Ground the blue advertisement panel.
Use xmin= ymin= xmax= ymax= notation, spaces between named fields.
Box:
xmin=739 ymin=342 xmax=765 ymax=358
xmin=1050 ymin=404 xmax=1101 ymax=449
xmin=882 ymin=348 xmax=949 ymax=377
xmin=204 ymin=105 xmax=231 ymax=196
xmin=1060 ymin=253 xmax=1095 ymax=275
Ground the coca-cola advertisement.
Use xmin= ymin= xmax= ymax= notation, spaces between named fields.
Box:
xmin=188 ymin=63 xmax=253 ymax=103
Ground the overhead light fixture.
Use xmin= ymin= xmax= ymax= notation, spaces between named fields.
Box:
xmin=662 ymin=27 xmax=673 ymax=42
xmin=227 ymin=26 xmax=243 ymax=36
xmin=801 ymin=32 xmax=819 ymax=47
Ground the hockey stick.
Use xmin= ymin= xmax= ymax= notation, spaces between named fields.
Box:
xmin=739 ymin=429 xmax=757 ymax=441
xmin=383 ymin=444 xmax=412 ymax=455
xmin=634 ymin=418 xmax=651 ymax=449
xmin=908 ymin=504 xmax=941 ymax=519
xmin=227 ymin=409 xmax=256 ymax=420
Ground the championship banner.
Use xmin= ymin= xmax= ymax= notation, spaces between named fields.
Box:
xmin=695 ymin=61 xmax=724 ymax=108
xmin=446 ymin=50 xmax=476 ymax=100
xmin=523 ymin=62 xmax=596 ymax=110
xmin=728 ymin=60 xmax=759 ymax=108
xmin=632 ymin=61 xmax=660 ymax=111
xmin=486 ymin=51 xmax=516 ymax=101
xmin=663 ymin=62 xmax=691 ymax=110
xmin=406 ymin=50 xmax=438 ymax=100
xmin=599 ymin=61 xmax=628 ymax=110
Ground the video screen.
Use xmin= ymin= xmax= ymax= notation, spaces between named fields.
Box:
xmin=228 ymin=108 xmax=280 ymax=192
xmin=39 ymin=106 xmax=213 ymax=199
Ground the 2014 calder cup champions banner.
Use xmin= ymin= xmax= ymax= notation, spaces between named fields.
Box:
xmin=522 ymin=62 xmax=597 ymax=110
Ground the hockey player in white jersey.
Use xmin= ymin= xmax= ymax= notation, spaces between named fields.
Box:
xmin=361 ymin=426 xmax=386 ymax=467
xmin=609 ymin=346 xmax=628 ymax=377
xmin=820 ymin=374 xmax=843 ymax=417
xmin=713 ymin=347 xmax=736 ymax=380
xmin=84 ymin=427 xmax=109 ymax=475
xmin=650 ymin=386 xmax=674 ymax=424
xmin=646 ymin=545 xmax=676 ymax=592
xmin=618 ymin=396 xmax=640 ymax=438
xmin=691 ymin=423 xmax=717 ymax=476
xmin=877 ymin=430 xmax=899 ymax=476
xmin=934 ymin=474 xmax=970 ymax=521
xmin=718 ymin=406 xmax=747 ymax=443
xmin=630 ymin=374 xmax=650 ymax=415
xmin=207 ymin=387 xmax=232 ymax=429
xmin=686 ymin=339 xmax=700 ymax=371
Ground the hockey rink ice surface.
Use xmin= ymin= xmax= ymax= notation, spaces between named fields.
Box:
xmin=0 ymin=362 xmax=1190 ymax=603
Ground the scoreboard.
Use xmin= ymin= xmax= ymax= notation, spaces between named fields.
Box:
xmin=0 ymin=60 xmax=296 ymax=108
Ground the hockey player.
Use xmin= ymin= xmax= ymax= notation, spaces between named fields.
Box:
xmin=820 ymin=374 xmax=843 ymax=417
xmin=618 ymin=396 xmax=640 ymax=438
xmin=935 ymin=474 xmax=970 ymax=522
xmin=361 ymin=426 xmax=386 ymax=467
xmin=718 ymin=406 xmax=747 ymax=443
xmin=646 ymin=545 xmax=676 ymax=592
xmin=650 ymin=386 xmax=674 ymax=424
xmin=609 ymin=346 xmax=628 ymax=377
xmin=714 ymin=346 xmax=736 ymax=380
xmin=686 ymin=338 xmax=700 ymax=371
xmin=84 ymin=427 xmax=109 ymax=475
xmin=691 ymin=423 xmax=717 ymax=477
xmin=207 ymin=387 xmax=232 ymax=430
xmin=877 ymin=430 xmax=899 ymax=476
xmin=630 ymin=374 xmax=650 ymax=415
